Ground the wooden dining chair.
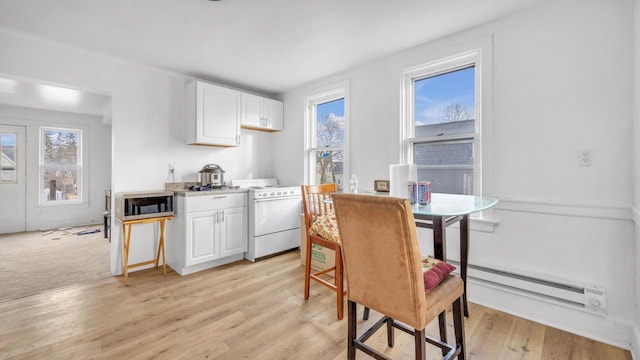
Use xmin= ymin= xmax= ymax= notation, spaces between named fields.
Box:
xmin=332 ymin=193 xmax=466 ymax=360
xmin=301 ymin=183 xmax=345 ymax=319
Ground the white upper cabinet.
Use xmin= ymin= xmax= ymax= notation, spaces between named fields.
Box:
xmin=185 ymin=80 xmax=241 ymax=147
xmin=241 ymin=93 xmax=284 ymax=131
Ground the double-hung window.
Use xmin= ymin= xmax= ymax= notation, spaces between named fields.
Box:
xmin=40 ymin=127 xmax=82 ymax=204
xmin=305 ymin=84 xmax=349 ymax=191
xmin=403 ymin=51 xmax=482 ymax=195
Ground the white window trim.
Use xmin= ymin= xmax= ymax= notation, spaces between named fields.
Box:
xmin=400 ymin=36 xmax=495 ymax=223
xmin=39 ymin=126 xmax=84 ymax=206
xmin=303 ymin=80 xmax=350 ymax=188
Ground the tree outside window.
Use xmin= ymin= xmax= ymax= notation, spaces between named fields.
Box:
xmin=310 ymin=97 xmax=345 ymax=189
xmin=40 ymin=127 xmax=82 ymax=203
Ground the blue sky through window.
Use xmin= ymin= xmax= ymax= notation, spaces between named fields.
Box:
xmin=317 ymin=98 xmax=344 ymax=118
xmin=414 ymin=66 xmax=475 ymax=125
xmin=1 ymin=134 xmax=15 ymax=146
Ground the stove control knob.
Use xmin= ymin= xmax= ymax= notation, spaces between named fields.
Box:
xmin=270 ymin=192 xmax=275 ymax=196
xmin=277 ymin=191 xmax=282 ymax=196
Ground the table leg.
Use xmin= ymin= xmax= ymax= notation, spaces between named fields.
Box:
xmin=432 ymin=216 xmax=446 ymax=261
xmin=460 ymin=214 xmax=470 ymax=317
xmin=433 ymin=216 xmax=448 ymax=348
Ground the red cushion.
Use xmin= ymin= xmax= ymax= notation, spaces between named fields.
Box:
xmin=421 ymin=257 xmax=456 ymax=292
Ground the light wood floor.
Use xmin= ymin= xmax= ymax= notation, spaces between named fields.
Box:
xmin=0 ymin=251 xmax=631 ymax=360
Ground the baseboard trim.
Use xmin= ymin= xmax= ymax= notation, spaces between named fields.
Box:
xmin=631 ymin=325 xmax=640 ymax=360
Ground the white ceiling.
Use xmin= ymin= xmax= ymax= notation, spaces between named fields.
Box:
xmin=0 ymin=0 xmax=545 ymax=96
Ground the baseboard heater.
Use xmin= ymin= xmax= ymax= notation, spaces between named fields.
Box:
xmin=447 ymin=260 xmax=607 ymax=315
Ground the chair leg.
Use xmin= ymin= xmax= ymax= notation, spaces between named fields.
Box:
xmin=453 ymin=296 xmax=466 ymax=360
xmin=414 ymin=328 xmax=426 ymax=360
xmin=335 ymin=246 xmax=344 ymax=320
xmin=304 ymin=237 xmax=312 ymax=299
xmin=387 ymin=317 xmax=394 ymax=347
xmin=347 ymin=300 xmax=357 ymax=360
xmin=438 ymin=311 xmax=448 ymax=356
xmin=363 ymin=306 xmax=370 ymax=320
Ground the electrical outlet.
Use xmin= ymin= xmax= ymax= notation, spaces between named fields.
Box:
xmin=584 ymin=287 xmax=606 ymax=314
xmin=577 ymin=150 xmax=593 ymax=167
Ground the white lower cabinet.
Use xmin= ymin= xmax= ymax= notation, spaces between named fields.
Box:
xmin=170 ymin=193 xmax=248 ymax=275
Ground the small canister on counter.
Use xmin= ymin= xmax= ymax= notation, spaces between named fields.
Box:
xmin=418 ymin=181 xmax=431 ymax=205
xmin=407 ymin=181 xmax=417 ymax=204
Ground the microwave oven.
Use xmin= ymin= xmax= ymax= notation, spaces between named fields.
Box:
xmin=115 ymin=191 xmax=174 ymax=221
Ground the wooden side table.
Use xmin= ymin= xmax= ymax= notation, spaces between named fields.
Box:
xmin=120 ymin=215 xmax=173 ymax=285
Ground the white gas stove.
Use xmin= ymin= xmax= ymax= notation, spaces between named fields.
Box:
xmin=230 ymin=178 xmax=302 ymax=262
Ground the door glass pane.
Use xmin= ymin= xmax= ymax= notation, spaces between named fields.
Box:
xmin=1 ymin=133 xmax=16 ymax=183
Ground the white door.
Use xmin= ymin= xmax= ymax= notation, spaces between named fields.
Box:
xmin=0 ymin=125 xmax=26 ymax=234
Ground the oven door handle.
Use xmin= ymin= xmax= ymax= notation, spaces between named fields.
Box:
xmin=254 ymin=196 xmax=300 ymax=202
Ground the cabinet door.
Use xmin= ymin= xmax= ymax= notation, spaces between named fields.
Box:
xmin=186 ymin=210 xmax=219 ymax=266
xmin=192 ymin=82 xmax=240 ymax=146
xmin=241 ymin=93 xmax=263 ymax=128
xmin=219 ymin=207 xmax=248 ymax=258
xmin=264 ymin=98 xmax=284 ymax=131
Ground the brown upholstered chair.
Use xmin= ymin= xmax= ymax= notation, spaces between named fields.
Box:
xmin=332 ymin=193 xmax=466 ymax=360
xmin=301 ymin=183 xmax=346 ymax=320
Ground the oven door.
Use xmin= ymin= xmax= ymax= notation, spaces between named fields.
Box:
xmin=253 ymin=196 xmax=301 ymax=237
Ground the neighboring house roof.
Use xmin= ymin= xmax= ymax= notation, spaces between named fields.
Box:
xmin=414 ymin=120 xmax=475 ymax=166
xmin=415 ymin=119 xmax=475 ymax=138
xmin=1 ymin=151 xmax=15 ymax=170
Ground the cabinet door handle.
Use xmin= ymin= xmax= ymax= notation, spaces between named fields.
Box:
xmin=220 ymin=210 xmax=225 ymax=222
xmin=214 ymin=211 xmax=219 ymax=223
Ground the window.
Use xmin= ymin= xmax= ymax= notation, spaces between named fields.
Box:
xmin=40 ymin=127 xmax=82 ymax=204
xmin=1 ymin=132 xmax=17 ymax=183
xmin=305 ymin=84 xmax=349 ymax=191
xmin=403 ymin=51 xmax=481 ymax=195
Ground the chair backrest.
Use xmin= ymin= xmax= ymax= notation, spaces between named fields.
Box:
xmin=301 ymin=183 xmax=338 ymax=232
xmin=332 ymin=193 xmax=428 ymax=329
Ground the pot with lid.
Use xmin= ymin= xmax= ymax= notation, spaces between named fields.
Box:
xmin=199 ymin=164 xmax=225 ymax=187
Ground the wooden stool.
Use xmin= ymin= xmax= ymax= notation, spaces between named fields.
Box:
xmin=120 ymin=216 xmax=173 ymax=285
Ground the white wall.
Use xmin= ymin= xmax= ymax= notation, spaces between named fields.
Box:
xmin=0 ymin=30 xmax=275 ymax=275
xmin=0 ymin=104 xmax=111 ymax=231
xmin=276 ymin=0 xmax=636 ymax=349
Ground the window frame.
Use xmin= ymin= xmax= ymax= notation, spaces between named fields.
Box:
xmin=402 ymin=50 xmax=483 ymax=197
xmin=304 ymin=81 xmax=350 ymax=189
xmin=39 ymin=126 xmax=84 ymax=206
